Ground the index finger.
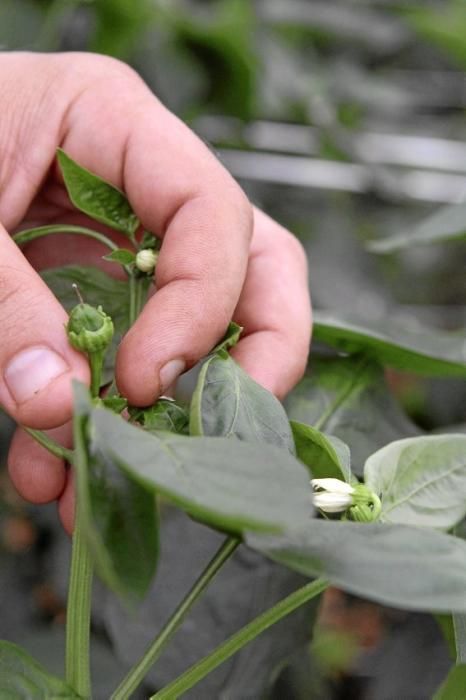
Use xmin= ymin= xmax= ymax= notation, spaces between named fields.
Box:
xmin=60 ymin=55 xmax=253 ymax=404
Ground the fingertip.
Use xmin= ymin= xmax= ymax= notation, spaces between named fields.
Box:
xmin=230 ymin=330 xmax=310 ymax=400
xmin=12 ymin=357 xmax=90 ymax=429
xmin=7 ymin=426 xmax=69 ymax=504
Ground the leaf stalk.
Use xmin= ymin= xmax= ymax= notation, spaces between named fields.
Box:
xmin=111 ymin=537 xmax=240 ymax=700
xmin=151 ymin=577 xmax=328 ymax=699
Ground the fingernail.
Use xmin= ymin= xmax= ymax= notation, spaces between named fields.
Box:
xmin=159 ymin=359 xmax=186 ymax=394
xmin=4 ymin=346 xmax=69 ymax=405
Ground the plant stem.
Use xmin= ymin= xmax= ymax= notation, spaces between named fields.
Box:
xmin=89 ymin=351 xmax=105 ymax=397
xmin=13 ymin=224 xmax=118 ymax=252
xmin=129 ymin=274 xmax=137 ymax=326
xmin=128 ymin=275 xmax=149 ymax=326
xmin=111 ymin=537 xmax=240 ymax=700
xmin=65 ymin=513 xmax=93 ymax=698
xmin=64 ymin=340 xmax=104 ymax=696
xmin=25 ymin=428 xmax=74 ymax=463
xmin=151 ymin=577 xmax=328 ymax=700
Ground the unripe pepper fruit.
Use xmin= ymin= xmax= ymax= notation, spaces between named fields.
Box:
xmin=67 ymin=304 xmax=114 ymax=354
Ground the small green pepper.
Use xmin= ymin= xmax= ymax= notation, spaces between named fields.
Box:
xmin=67 ymin=303 xmax=114 ymax=354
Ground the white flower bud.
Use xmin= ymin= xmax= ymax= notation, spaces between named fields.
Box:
xmin=311 ymin=478 xmax=355 ymax=513
xmin=136 ymin=248 xmax=158 ymax=273
xmin=313 ymin=491 xmax=354 ymax=513
xmin=311 ymin=478 xmax=354 ymax=495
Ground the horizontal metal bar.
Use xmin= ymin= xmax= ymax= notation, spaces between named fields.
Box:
xmin=218 ymin=149 xmax=466 ymax=203
xmin=197 ymin=116 xmax=466 ymax=174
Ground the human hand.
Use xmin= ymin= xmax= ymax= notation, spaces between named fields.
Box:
xmin=2 ymin=52 xmax=311 ymax=530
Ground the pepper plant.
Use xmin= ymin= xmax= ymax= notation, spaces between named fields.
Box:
xmin=1 ymin=149 xmax=466 ymax=699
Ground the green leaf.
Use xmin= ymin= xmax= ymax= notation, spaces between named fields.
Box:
xmin=367 ymin=200 xmax=466 ymax=253
xmin=73 ymin=384 xmax=159 ymax=600
xmin=103 ymin=248 xmax=136 ymax=265
xmin=57 ymin=149 xmax=139 ymax=238
xmin=89 ymin=400 xmax=312 ymax=535
xmin=211 ymin=321 xmax=243 ymax=354
xmin=101 ymin=395 xmax=128 ymax=414
xmin=313 ymin=310 xmax=466 ymax=376
xmin=404 ymin=1 xmax=466 ymax=70
xmin=290 ymin=421 xmax=352 ymax=483
xmin=170 ymin=0 xmax=257 ymax=120
xmin=129 ymin=398 xmax=190 ymax=435
xmin=364 ymin=435 xmax=466 ymax=530
xmin=247 ymin=520 xmax=466 ymax=612
xmin=285 ymin=356 xmax=421 ymax=475
xmin=42 ymin=265 xmax=129 ymax=382
xmin=0 ymin=640 xmax=79 ymax=698
xmin=190 ymin=353 xmax=295 ymax=453
xmin=433 ymin=665 xmax=466 ymax=700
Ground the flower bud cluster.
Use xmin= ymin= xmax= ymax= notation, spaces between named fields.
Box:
xmin=311 ymin=478 xmax=381 ymax=522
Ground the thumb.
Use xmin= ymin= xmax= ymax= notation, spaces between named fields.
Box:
xmin=0 ymin=224 xmax=89 ymax=428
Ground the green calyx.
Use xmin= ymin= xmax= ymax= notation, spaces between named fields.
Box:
xmin=67 ymin=303 xmax=114 ymax=355
xmin=347 ymin=484 xmax=382 ymax=523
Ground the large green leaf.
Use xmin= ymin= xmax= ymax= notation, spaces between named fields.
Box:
xmin=367 ymin=199 xmax=466 ymax=253
xmin=313 ymin=311 xmax=466 ymax=376
xmin=190 ymin=353 xmax=295 ymax=453
xmin=88 ymin=398 xmax=312 ymax=535
xmin=73 ymin=385 xmax=159 ymax=600
xmin=247 ymin=520 xmax=466 ymax=612
xmin=0 ymin=641 xmax=79 ymax=698
xmin=285 ymin=356 xmax=420 ymax=475
xmin=364 ymin=435 xmax=466 ymax=530
xmin=433 ymin=665 xmax=466 ymax=700
xmin=290 ymin=421 xmax=352 ymax=482
xmin=42 ymin=265 xmax=129 ymax=381
xmin=57 ymin=149 xmax=139 ymax=238
xmin=41 ymin=265 xmax=129 ymax=323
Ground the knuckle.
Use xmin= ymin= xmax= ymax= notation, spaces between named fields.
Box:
xmin=64 ymin=52 xmax=137 ymax=81
xmin=218 ymin=179 xmax=253 ymax=244
xmin=60 ymin=53 xmax=145 ymax=103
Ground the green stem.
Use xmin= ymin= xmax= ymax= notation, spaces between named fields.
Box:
xmin=25 ymin=428 xmax=74 ymax=463
xmin=111 ymin=537 xmax=240 ymax=700
xmin=151 ymin=577 xmax=328 ymax=700
xmin=129 ymin=274 xmax=137 ymax=326
xmin=136 ymin=276 xmax=150 ymax=317
xmin=13 ymin=224 xmax=118 ymax=252
xmin=64 ymin=336 xmax=103 ymax=695
xmin=65 ymin=512 xmax=93 ymax=698
xmin=128 ymin=275 xmax=149 ymax=326
xmin=89 ymin=351 xmax=105 ymax=397
xmin=135 ymin=277 xmax=144 ymax=318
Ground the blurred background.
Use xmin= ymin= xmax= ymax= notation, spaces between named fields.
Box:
xmin=0 ymin=1 xmax=465 ymax=698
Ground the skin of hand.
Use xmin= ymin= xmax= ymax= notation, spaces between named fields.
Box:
xmin=2 ymin=52 xmax=312 ymax=532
